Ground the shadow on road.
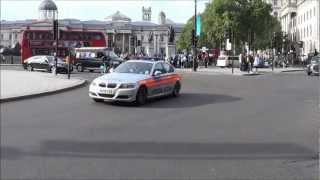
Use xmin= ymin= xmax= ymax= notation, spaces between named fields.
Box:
xmin=1 ymin=141 xmax=316 ymax=161
xmin=108 ymin=93 xmax=242 ymax=108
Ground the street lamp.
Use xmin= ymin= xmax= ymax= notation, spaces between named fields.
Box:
xmin=193 ymin=0 xmax=197 ymax=71
xmin=52 ymin=11 xmax=59 ymax=75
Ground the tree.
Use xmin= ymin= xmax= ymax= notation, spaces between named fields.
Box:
xmin=176 ymin=17 xmax=193 ymax=51
xmin=177 ymin=0 xmax=282 ymax=52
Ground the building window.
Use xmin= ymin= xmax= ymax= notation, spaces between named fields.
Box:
xmin=310 ymin=25 xmax=312 ymax=36
xmin=141 ymin=35 xmax=144 ymax=42
xmin=0 ymin=33 xmax=3 ymax=40
xmin=314 ymin=7 xmax=316 ymax=16
xmin=160 ymin=34 xmax=164 ymax=42
xmin=9 ymin=34 xmax=12 ymax=40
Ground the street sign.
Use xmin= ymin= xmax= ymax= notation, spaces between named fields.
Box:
xmin=196 ymin=15 xmax=201 ymax=36
xmin=226 ymin=39 xmax=232 ymax=51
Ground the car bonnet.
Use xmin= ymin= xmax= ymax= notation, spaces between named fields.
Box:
xmin=97 ymin=73 xmax=151 ymax=84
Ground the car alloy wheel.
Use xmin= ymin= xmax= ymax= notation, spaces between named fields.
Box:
xmin=27 ymin=65 xmax=33 ymax=71
xmin=172 ymin=81 xmax=181 ymax=97
xmin=136 ymin=86 xmax=147 ymax=105
xmin=77 ymin=65 xmax=84 ymax=72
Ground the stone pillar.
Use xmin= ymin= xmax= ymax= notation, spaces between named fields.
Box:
xmin=113 ymin=34 xmax=116 ymax=51
xmin=122 ymin=34 xmax=125 ymax=53
xmin=153 ymin=34 xmax=157 ymax=56
xmin=129 ymin=35 xmax=131 ymax=54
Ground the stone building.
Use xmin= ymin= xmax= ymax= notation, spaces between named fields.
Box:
xmin=0 ymin=0 xmax=184 ymax=58
xmin=264 ymin=0 xmax=320 ymax=55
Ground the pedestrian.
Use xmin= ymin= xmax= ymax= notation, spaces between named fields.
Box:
xmin=204 ymin=52 xmax=209 ymax=68
xmin=246 ymin=54 xmax=251 ymax=73
xmin=249 ymin=54 xmax=254 ymax=72
xmin=253 ymin=54 xmax=259 ymax=72
xmin=181 ymin=55 xmax=186 ymax=68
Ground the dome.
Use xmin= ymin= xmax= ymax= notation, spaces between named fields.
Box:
xmin=38 ymin=0 xmax=57 ymax=11
xmin=105 ymin=11 xmax=131 ymax=22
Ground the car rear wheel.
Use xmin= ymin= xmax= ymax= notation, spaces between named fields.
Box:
xmin=77 ymin=65 xmax=84 ymax=72
xmin=27 ymin=64 xmax=33 ymax=71
xmin=92 ymin=98 xmax=104 ymax=102
xmin=172 ymin=81 xmax=181 ymax=97
xmin=89 ymin=69 xmax=94 ymax=73
xmin=135 ymin=86 xmax=147 ymax=105
xmin=307 ymin=71 xmax=312 ymax=76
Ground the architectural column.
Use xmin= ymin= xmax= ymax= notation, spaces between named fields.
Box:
xmin=153 ymin=34 xmax=157 ymax=56
xmin=129 ymin=35 xmax=131 ymax=54
xmin=113 ymin=33 xmax=116 ymax=51
xmin=122 ymin=33 xmax=125 ymax=53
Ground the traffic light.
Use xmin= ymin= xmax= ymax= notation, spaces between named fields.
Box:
xmin=224 ymin=28 xmax=232 ymax=42
xmin=53 ymin=20 xmax=58 ymax=40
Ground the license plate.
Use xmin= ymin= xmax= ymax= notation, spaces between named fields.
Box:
xmin=99 ymin=89 xmax=113 ymax=94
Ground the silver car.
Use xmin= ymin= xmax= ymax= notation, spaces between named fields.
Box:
xmin=89 ymin=60 xmax=182 ymax=105
xmin=306 ymin=55 xmax=319 ymax=76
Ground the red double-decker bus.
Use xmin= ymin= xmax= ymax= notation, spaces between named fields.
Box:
xmin=21 ymin=30 xmax=107 ymax=63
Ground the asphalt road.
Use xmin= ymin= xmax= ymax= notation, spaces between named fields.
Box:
xmin=1 ymin=67 xmax=319 ymax=179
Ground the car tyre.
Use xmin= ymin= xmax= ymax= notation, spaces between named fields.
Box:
xmin=89 ymin=69 xmax=94 ymax=73
xmin=135 ymin=86 xmax=147 ymax=106
xmin=92 ymin=98 xmax=104 ymax=102
xmin=27 ymin=64 xmax=33 ymax=71
xmin=48 ymin=66 xmax=52 ymax=73
xmin=77 ymin=65 xmax=84 ymax=72
xmin=172 ymin=81 xmax=181 ymax=97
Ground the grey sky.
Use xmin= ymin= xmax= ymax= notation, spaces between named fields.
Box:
xmin=1 ymin=0 xmax=210 ymax=23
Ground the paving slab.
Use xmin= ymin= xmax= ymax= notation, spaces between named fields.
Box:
xmin=0 ymin=70 xmax=86 ymax=102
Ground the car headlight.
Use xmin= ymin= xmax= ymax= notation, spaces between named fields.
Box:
xmin=119 ymin=83 xmax=136 ymax=89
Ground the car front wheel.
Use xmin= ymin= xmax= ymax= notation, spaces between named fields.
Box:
xmin=172 ymin=81 xmax=181 ymax=97
xmin=135 ymin=86 xmax=147 ymax=105
xmin=27 ymin=64 xmax=33 ymax=71
xmin=307 ymin=71 xmax=312 ymax=76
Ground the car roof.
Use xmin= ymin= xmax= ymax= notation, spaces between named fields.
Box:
xmin=126 ymin=60 xmax=163 ymax=64
xmin=74 ymin=47 xmax=110 ymax=51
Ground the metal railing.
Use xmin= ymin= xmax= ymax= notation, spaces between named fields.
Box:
xmin=0 ymin=56 xmax=21 ymax=64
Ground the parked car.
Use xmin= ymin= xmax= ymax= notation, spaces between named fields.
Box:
xmin=306 ymin=55 xmax=319 ymax=76
xmin=89 ymin=60 xmax=182 ymax=105
xmin=216 ymin=55 xmax=239 ymax=68
xmin=74 ymin=47 xmax=124 ymax=72
xmin=23 ymin=55 xmax=71 ymax=73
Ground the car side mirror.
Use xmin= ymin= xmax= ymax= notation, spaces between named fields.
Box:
xmin=153 ymin=70 xmax=162 ymax=77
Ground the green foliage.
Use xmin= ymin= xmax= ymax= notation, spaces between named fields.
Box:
xmin=177 ymin=0 xmax=282 ymax=52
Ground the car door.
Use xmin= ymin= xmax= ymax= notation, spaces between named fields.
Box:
xmin=39 ymin=57 xmax=49 ymax=70
xmin=31 ymin=56 xmax=42 ymax=69
xmin=149 ymin=62 xmax=165 ymax=97
xmin=161 ymin=62 xmax=176 ymax=94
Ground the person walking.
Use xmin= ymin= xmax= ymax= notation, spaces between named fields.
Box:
xmin=253 ymin=54 xmax=259 ymax=73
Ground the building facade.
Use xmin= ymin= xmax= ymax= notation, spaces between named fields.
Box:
xmin=277 ymin=0 xmax=320 ymax=55
xmin=0 ymin=0 xmax=184 ymax=58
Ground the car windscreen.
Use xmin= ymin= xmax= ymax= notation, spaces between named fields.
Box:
xmin=107 ymin=51 xmax=119 ymax=59
xmin=311 ymin=56 xmax=320 ymax=64
xmin=47 ymin=57 xmax=65 ymax=63
xmin=218 ymin=57 xmax=226 ymax=60
xmin=114 ymin=62 xmax=153 ymax=75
